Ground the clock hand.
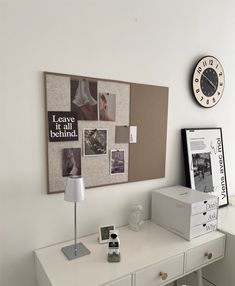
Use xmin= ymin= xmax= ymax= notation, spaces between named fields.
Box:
xmin=202 ymin=74 xmax=216 ymax=90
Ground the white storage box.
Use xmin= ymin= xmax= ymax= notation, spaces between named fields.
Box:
xmin=151 ymin=185 xmax=219 ymax=240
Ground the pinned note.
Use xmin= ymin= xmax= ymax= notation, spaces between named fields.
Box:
xmin=130 ymin=126 xmax=137 ymax=143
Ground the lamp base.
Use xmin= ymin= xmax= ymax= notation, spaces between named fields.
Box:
xmin=61 ymin=242 xmax=90 ymax=260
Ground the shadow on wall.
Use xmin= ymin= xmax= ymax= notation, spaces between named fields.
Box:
xmin=2 ymin=251 xmax=37 ymax=286
xmin=230 ymin=196 xmax=235 ymax=207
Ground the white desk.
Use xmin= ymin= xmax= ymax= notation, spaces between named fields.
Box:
xmin=35 ymin=221 xmax=225 ymax=286
xmin=203 ymin=206 xmax=235 ymax=286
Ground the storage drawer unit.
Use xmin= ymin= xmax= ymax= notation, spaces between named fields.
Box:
xmin=151 ymin=185 xmax=218 ymax=240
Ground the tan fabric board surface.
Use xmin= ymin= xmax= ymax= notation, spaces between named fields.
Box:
xmin=129 ymin=84 xmax=168 ymax=182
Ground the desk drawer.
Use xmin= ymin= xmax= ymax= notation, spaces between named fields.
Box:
xmin=186 ymin=237 xmax=224 ymax=272
xmin=105 ymin=275 xmax=132 ymax=286
xmin=135 ymin=254 xmax=184 ymax=286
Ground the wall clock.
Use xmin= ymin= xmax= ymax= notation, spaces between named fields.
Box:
xmin=192 ymin=56 xmax=225 ymax=108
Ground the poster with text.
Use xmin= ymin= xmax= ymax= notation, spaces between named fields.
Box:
xmin=48 ymin=111 xmax=78 ymax=142
xmin=182 ymin=128 xmax=228 ymax=207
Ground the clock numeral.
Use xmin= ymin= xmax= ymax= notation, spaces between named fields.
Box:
xmin=197 ymin=67 xmax=202 ymax=74
xmin=195 ymin=78 xmax=199 ymax=83
xmin=217 ymin=92 xmax=221 ymax=96
xmin=209 ymin=60 xmax=213 ymax=66
xmin=212 ymin=97 xmax=216 ymax=103
xmin=220 ymin=82 xmax=223 ymax=86
xmin=206 ymin=99 xmax=209 ymax=105
xmin=216 ymin=64 xmax=219 ymax=69
xmin=219 ymin=72 xmax=223 ymax=76
xmin=203 ymin=61 xmax=207 ymax=67
xmin=196 ymin=89 xmax=200 ymax=93
xmin=200 ymin=96 xmax=203 ymax=102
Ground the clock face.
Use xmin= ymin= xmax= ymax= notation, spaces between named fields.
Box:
xmin=192 ymin=56 xmax=225 ymax=108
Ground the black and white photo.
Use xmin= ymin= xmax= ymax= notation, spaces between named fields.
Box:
xmin=83 ymin=129 xmax=108 ymax=156
xmin=110 ymin=149 xmax=125 ymax=175
xmin=62 ymin=148 xmax=81 ymax=177
xmin=192 ymin=152 xmax=213 ymax=193
xmin=71 ymin=78 xmax=98 ymax=121
xmin=98 ymin=92 xmax=116 ymax=121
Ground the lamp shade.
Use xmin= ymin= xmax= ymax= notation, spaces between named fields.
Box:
xmin=64 ymin=176 xmax=85 ymax=202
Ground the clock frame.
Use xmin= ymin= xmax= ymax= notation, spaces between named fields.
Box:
xmin=192 ymin=56 xmax=225 ymax=108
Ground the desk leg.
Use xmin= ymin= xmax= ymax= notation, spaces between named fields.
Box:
xmin=196 ymin=269 xmax=203 ymax=286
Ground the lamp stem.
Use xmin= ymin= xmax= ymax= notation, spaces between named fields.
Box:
xmin=74 ymin=202 xmax=77 ymax=256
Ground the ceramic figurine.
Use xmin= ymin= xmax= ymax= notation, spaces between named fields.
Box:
xmin=129 ymin=204 xmax=144 ymax=232
xmin=107 ymin=230 xmax=121 ymax=262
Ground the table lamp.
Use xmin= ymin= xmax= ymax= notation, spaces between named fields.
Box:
xmin=61 ymin=175 xmax=90 ymax=260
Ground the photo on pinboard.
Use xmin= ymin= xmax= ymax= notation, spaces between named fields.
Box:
xmin=83 ymin=128 xmax=108 ymax=156
xmin=110 ymin=149 xmax=125 ymax=175
xmin=62 ymin=148 xmax=81 ymax=177
xmin=71 ymin=78 xmax=98 ymax=121
xmin=98 ymin=92 xmax=116 ymax=121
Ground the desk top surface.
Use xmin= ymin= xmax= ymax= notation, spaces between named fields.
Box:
xmin=35 ymin=221 xmax=224 ymax=286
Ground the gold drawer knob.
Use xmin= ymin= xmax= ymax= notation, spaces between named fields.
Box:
xmin=205 ymin=252 xmax=213 ymax=259
xmin=159 ymin=272 xmax=168 ymax=280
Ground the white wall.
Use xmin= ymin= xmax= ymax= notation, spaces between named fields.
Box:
xmin=1 ymin=0 xmax=235 ymax=285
